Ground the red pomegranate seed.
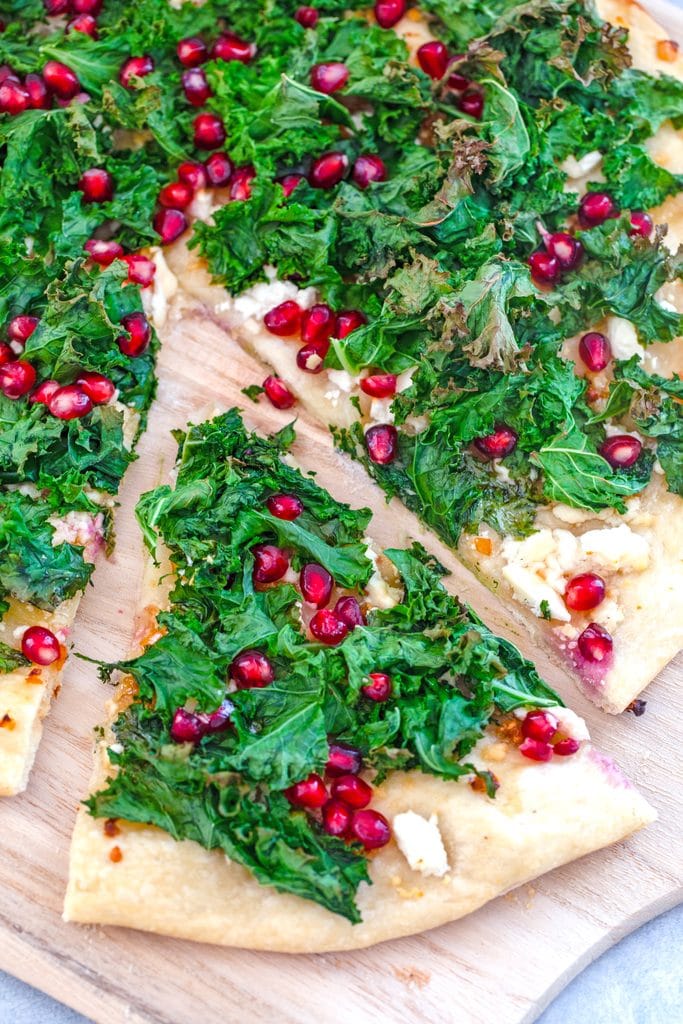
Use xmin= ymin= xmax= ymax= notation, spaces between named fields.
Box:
xmin=300 ymin=563 xmax=334 ymax=608
xmin=473 ymin=425 xmax=517 ymax=459
xmin=565 ymin=572 xmax=606 ymax=611
xmin=44 ymin=0 xmax=70 ymax=14
xmin=182 ymin=67 xmax=211 ymax=106
xmin=212 ymin=33 xmax=256 ymax=63
xmin=279 ymin=173 xmax=304 ymax=198
xmin=417 ymin=40 xmax=449 ymax=79
xmin=230 ymin=649 xmax=274 ymax=689
xmin=78 ymin=168 xmax=114 ymax=204
xmin=309 ymin=152 xmax=348 ymax=189
xmin=285 ymin=773 xmax=328 ymax=809
xmin=302 ymin=304 xmax=336 ymax=345
xmin=553 ymin=737 xmax=580 ymax=756
xmin=362 ymin=671 xmax=393 ymax=702
xmin=349 ymin=808 xmax=391 ymax=849
xmin=266 ymin=493 xmax=303 ymax=520
xmin=545 ymin=231 xmax=583 ymax=271
xmin=228 ymin=166 xmax=255 ymax=201
xmin=336 ymin=309 xmax=366 ymax=338
xmin=295 ymin=6 xmax=319 ymax=27
xmin=119 ymin=55 xmax=154 ymax=89
xmin=365 ymin=424 xmax=398 ymax=464
xmin=117 ymin=312 xmax=152 ymax=357
xmin=310 ymin=62 xmax=349 ymax=94
xmin=0 ymin=342 xmax=11 ymax=365
xmin=252 ymin=544 xmax=289 ymax=583
xmin=322 ymin=799 xmax=352 ymax=837
xmin=158 ymin=181 xmax=194 ymax=209
xmin=578 ymin=331 xmax=611 ymax=372
xmin=178 ymin=160 xmax=208 ymax=190
xmin=360 ymin=374 xmax=396 ymax=398
xmin=599 ymin=434 xmax=642 ymax=469
xmin=264 ymin=300 xmax=302 ymax=337
xmin=331 ymin=774 xmax=372 ymax=809
xmin=458 ymin=88 xmax=484 ymax=119
xmin=84 ymin=239 xmax=123 ymax=266
xmin=374 ymin=0 xmax=406 ymax=29
xmin=333 ymin=595 xmax=365 ymax=629
xmin=309 ymin=609 xmax=349 ymax=645
xmin=326 ymin=741 xmax=362 ymax=777
xmin=446 ymin=56 xmax=469 ymax=91
xmin=76 ymin=371 xmax=115 ymax=404
xmin=7 ymin=315 xmax=39 ymax=344
xmin=204 ymin=151 xmax=233 ymax=187
xmin=519 ymin=737 xmax=553 ymax=762
xmin=296 ymin=340 xmax=329 ymax=373
xmin=528 ymin=249 xmax=560 ymax=284
xmin=0 ymin=80 xmax=29 ymax=114
xmin=177 ymin=36 xmax=208 ymax=67
xmin=24 ymin=73 xmax=50 ymax=108
xmin=153 ymin=207 xmax=188 ymax=243
xmin=578 ymin=191 xmax=618 ymax=228
xmin=263 ymin=375 xmax=296 ymax=409
xmin=521 ymin=710 xmax=557 ymax=744
xmin=29 ymin=379 xmax=59 ymax=405
xmin=170 ymin=707 xmax=205 ymax=743
xmin=122 ymin=253 xmax=156 ymax=288
xmin=352 ymin=154 xmax=387 ymax=189
xmin=193 ymin=112 xmax=226 ymax=150
xmin=67 ymin=14 xmax=98 ymax=36
xmin=577 ymin=622 xmax=613 ymax=662
xmin=43 ymin=61 xmax=80 ymax=100
xmin=629 ymin=210 xmax=653 ymax=238
xmin=72 ymin=0 xmax=102 ymax=13
xmin=21 ymin=625 xmax=60 ymax=665
xmin=0 ymin=361 xmax=36 ymax=398
xmin=205 ymin=699 xmax=234 ymax=733
xmin=0 ymin=67 xmax=17 ymax=86
xmin=48 ymin=384 xmax=93 ymax=420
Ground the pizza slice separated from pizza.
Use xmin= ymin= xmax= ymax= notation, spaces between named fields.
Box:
xmin=65 ymin=411 xmax=654 ymax=951
xmin=159 ymin=0 xmax=683 ymax=714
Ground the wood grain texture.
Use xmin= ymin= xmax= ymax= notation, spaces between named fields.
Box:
xmin=0 ymin=310 xmax=680 ymax=1024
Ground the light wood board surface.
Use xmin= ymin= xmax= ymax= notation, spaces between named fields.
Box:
xmin=0 ymin=307 xmax=680 ymax=1024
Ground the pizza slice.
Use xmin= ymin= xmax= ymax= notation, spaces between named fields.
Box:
xmin=65 ymin=410 xmax=654 ymax=950
xmin=159 ymin=0 xmax=683 ymax=714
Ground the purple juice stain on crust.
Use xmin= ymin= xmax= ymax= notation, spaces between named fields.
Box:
xmin=552 ymin=629 xmax=612 ymax=694
xmin=588 ymin=748 xmax=634 ymax=788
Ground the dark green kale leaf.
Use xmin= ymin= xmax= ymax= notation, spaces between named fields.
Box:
xmin=0 ymin=641 xmax=30 ymax=674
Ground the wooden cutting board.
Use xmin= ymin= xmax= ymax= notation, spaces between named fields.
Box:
xmin=0 ymin=308 xmax=680 ymax=1024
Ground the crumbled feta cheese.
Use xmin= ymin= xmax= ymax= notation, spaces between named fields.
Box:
xmin=393 ymin=811 xmax=450 ymax=878
xmin=143 ymin=247 xmax=178 ymax=329
xmin=369 ymin=396 xmax=394 ymax=424
xmin=560 ymin=150 xmax=603 ymax=179
xmin=327 ymin=369 xmax=358 ymax=393
xmin=188 ymin=188 xmax=221 ymax=223
xmin=579 ymin=524 xmax=650 ymax=573
xmin=552 ymin=503 xmax=595 ymax=526
xmin=550 ymin=706 xmax=590 ymax=742
xmin=494 ymin=462 xmax=512 ymax=483
xmin=605 ymin=316 xmax=644 ymax=362
xmin=112 ymin=402 xmax=140 ymax=451
xmin=502 ymin=563 xmax=571 ymax=621
xmin=364 ymin=539 xmax=403 ymax=609
xmin=396 ymin=365 xmax=418 ymax=393
xmin=48 ymin=511 xmax=105 ymax=564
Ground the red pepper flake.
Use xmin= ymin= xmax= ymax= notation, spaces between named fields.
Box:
xmin=656 ymin=39 xmax=679 ymax=62
xmin=103 ymin=818 xmax=121 ymax=837
xmin=27 ymin=668 xmax=43 ymax=684
xmin=0 ymin=713 xmax=15 ymax=730
xmin=109 ymin=845 xmax=123 ymax=863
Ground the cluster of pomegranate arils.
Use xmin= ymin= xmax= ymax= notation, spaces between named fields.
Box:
xmin=416 ymin=40 xmax=484 ymax=119
xmin=518 ymin=709 xmax=581 ymax=762
xmin=529 ymin=191 xmax=654 ymax=286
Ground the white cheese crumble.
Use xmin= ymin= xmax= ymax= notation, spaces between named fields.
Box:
xmin=501 ymin=563 xmax=571 ymax=621
xmin=393 ymin=811 xmax=450 ymax=878
xmin=142 ymin=247 xmax=178 ymax=329
xmin=578 ymin=524 xmax=650 ymax=572
xmin=605 ymin=316 xmax=644 ymax=362
xmin=48 ymin=511 xmax=105 ymax=564
xmin=560 ymin=150 xmax=603 ymax=179
xmin=363 ymin=539 xmax=403 ymax=610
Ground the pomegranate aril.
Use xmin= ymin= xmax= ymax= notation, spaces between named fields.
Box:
xmin=302 ymin=303 xmax=336 ymax=345
xmin=43 ymin=61 xmax=80 ymax=100
xmin=553 ymin=737 xmax=580 ymax=756
xmin=322 ymin=799 xmax=352 ymax=837
xmin=72 ymin=0 xmax=102 ymax=13
xmin=578 ymin=191 xmax=618 ymax=228
xmin=182 ymin=67 xmax=211 ymax=106
xmin=153 ymin=207 xmax=188 ymax=244
xmin=352 ymin=154 xmax=387 ymax=189
xmin=446 ymin=56 xmax=469 ymax=91
xmin=0 ymin=81 xmax=29 ymax=115
xmin=264 ymin=300 xmax=302 ymax=337
xmin=48 ymin=384 xmax=93 ymax=420
xmin=545 ymin=231 xmax=583 ymax=271
xmin=417 ymin=40 xmax=449 ymax=80
xmin=204 ymin=151 xmax=233 ymax=187
xmin=521 ymin=710 xmax=558 ymax=744
xmin=67 ymin=14 xmax=98 ymax=36
xmin=300 ymin=563 xmax=334 ymax=608
xmin=629 ymin=210 xmax=653 ymax=238
xmin=333 ymin=595 xmax=364 ymax=630
xmin=458 ymin=88 xmax=484 ymax=119
xmin=309 ymin=609 xmax=349 ymax=646
xmin=0 ymin=342 xmax=11 ymax=365
xmin=24 ymin=73 xmax=50 ymax=108
xmin=122 ymin=253 xmax=156 ymax=287
xmin=365 ymin=424 xmax=398 ymax=465
xmin=76 ymin=370 xmax=115 ymax=404
xmin=266 ymin=493 xmax=303 ymax=520
xmin=374 ymin=0 xmax=406 ymax=29
xmin=117 ymin=311 xmax=152 ymax=358
xmin=263 ymin=375 xmax=295 ymax=410
xmin=599 ymin=434 xmax=642 ymax=469
xmin=519 ymin=737 xmax=553 ymax=762
xmin=170 ymin=707 xmax=206 ymax=743
xmin=78 ymin=168 xmax=114 ymax=204
xmin=565 ymin=572 xmax=606 ymax=611
xmin=349 ymin=808 xmax=391 ymax=849
xmin=309 ymin=151 xmax=348 ymax=189
xmin=578 ymin=331 xmax=611 ymax=372
xmin=158 ymin=181 xmax=194 ymax=209
xmin=326 ymin=741 xmax=362 ymax=777
xmin=7 ymin=315 xmax=39 ymax=344
xmin=360 ymin=374 xmax=396 ymax=398
xmin=229 ymin=165 xmax=255 ymax=201
xmin=285 ymin=772 xmax=327 ymax=809
xmin=21 ymin=625 xmax=60 ymax=666
xmin=212 ymin=33 xmax=256 ymax=63
xmin=331 ymin=774 xmax=372 ymax=809
xmin=230 ymin=649 xmax=274 ymax=689
xmin=295 ymin=6 xmax=319 ymax=28
xmin=252 ymin=544 xmax=289 ymax=584
xmin=336 ymin=309 xmax=366 ymax=339
xmin=205 ymin=699 xmax=234 ymax=733
xmin=297 ymin=340 xmax=329 ymax=373
xmin=177 ymin=36 xmax=208 ymax=67
xmin=528 ymin=249 xmax=560 ymax=284
xmin=29 ymin=379 xmax=59 ymax=405
xmin=577 ymin=622 xmax=613 ymax=662
xmin=310 ymin=62 xmax=349 ymax=94
xmin=84 ymin=239 xmax=123 ymax=266
xmin=119 ymin=55 xmax=154 ymax=89
xmin=178 ymin=160 xmax=208 ymax=190
xmin=0 ymin=361 xmax=36 ymax=398
xmin=279 ymin=173 xmax=304 ymax=198
xmin=362 ymin=671 xmax=393 ymax=702
xmin=473 ymin=424 xmax=517 ymax=459
xmin=44 ymin=0 xmax=70 ymax=14
xmin=0 ymin=67 xmax=17 ymax=86
xmin=193 ymin=112 xmax=226 ymax=150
